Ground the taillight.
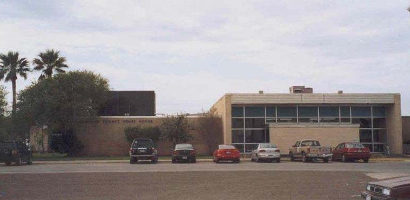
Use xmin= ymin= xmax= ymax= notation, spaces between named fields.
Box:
xmin=259 ymin=150 xmax=266 ymax=153
xmin=306 ymin=148 xmax=310 ymax=153
xmin=275 ymin=149 xmax=280 ymax=153
xmin=11 ymin=150 xmax=18 ymax=155
xmin=191 ymin=150 xmax=196 ymax=155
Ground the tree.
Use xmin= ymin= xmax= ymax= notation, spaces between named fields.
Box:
xmin=17 ymin=70 xmax=110 ymax=154
xmin=124 ymin=126 xmax=161 ymax=144
xmin=197 ymin=109 xmax=223 ymax=155
xmin=33 ymin=49 xmax=68 ymax=80
xmin=159 ymin=114 xmax=192 ymax=147
xmin=0 ymin=51 xmax=30 ymax=114
xmin=0 ymin=85 xmax=7 ymax=117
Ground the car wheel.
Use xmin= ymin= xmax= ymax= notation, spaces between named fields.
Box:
xmin=152 ymin=158 xmax=158 ymax=164
xmin=234 ymin=159 xmax=240 ymax=163
xmin=363 ymin=158 xmax=369 ymax=163
xmin=192 ymin=158 xmax=196 ymax=163
xmin=302 ymin=153 xmax=307 ymax=163
xmin=342 ymin=154 xmax=347 ymax=163
xmin=323 ymin=158 xmax=329 ymax=163
xmin=172 ymin=159 xmax=176 ymax=163
xmin=16 ymin=157 xmax=22 ymax=166
xmin=276 ymin=158 xmax=281 ymax=163
xmin=256 ymin=156 xmax=260 ymax=163
xmin=290 ymin=152 xmax=295 ymax=161
xmin=5 ymin=161 xmax=11 ymax=166
xmin=130 ymin=158 xmax=136 ymax=164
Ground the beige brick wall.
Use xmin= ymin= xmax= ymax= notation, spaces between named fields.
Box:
xmin=386 ymin=94 xmax=403 ymax=154
xmin=75 ymin=116 xmax=210 ymax=156
xmin=269 ymin=124 xmax=360 ymax=154
xmin=403 ymin=117 xmax=410 ymax=143
xmin=211 ymin=95 xmax=232 ymax=144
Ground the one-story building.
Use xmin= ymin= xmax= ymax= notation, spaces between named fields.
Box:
xmin=31 ymin=87 xmax=408 ymax=156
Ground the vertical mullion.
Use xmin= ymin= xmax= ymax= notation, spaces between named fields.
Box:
xmin=296 ymin=105 xmax=299 ymax=123
xmin=243 ymin=106 xmax=245 ymax=153
xmin=339 ymin=106 xmax=341 ymax=124
xmin=275 ymin=106 xmax=278 ymax=123
xmin=317 ymin=106 xmax=320 ymax=123
xmin=371 ymin=106 xmax=374 ymax=152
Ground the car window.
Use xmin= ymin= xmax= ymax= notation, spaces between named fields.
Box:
xmin=295 ymin=141 xmax=300 ymax=147
xmin=259 ymin=144 xmax=277 ymax=148
xmin=219 ymin=145 xmax=235 ymax=149
xmin=301 ymin=140 xmax=320 ymax=146
xmin=175 ymin=144 xmax=193 ymax=150
xmin=132 ymin=140 xmax=153 ymax=148
xmin=345 ymin=143 xmax=364 ymax=148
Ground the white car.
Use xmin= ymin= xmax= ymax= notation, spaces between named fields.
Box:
xmin=251 ymin=143 xmax=281 ymax=163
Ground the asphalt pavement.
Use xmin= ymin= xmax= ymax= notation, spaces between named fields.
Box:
xmin=0 ymin=160 xmax=409 ymax=200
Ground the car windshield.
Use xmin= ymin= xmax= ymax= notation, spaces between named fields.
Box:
xmin=259 ymin=144 xmax=277 ymax=148
xmin=345 ymin=143 xmax=365 ymax=148
xmin=301 ymin=140 xmax=321 ymax=146
xmin=132 ymin=140 xmax=153 ymax=148
xmin=219 ymin=145 xmax=235 ymax=149
xmin=175 ymin=144 xmax=193 ymax=150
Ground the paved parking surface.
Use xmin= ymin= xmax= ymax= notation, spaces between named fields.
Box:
xmin=1 ymin=160 xmax=410 ymax=174
xmin=0 ymin=161 xmax=409 ymax=200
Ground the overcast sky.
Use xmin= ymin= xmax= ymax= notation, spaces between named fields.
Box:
xmin=0 ymin=1 xmax=409 ymax=115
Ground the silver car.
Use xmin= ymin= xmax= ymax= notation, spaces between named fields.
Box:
xmin=251 ymin=143 xmax=281 ymax=163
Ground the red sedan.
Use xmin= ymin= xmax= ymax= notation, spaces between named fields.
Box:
xmin=332 ymin=142 xmax=370 ymax=163
xmin=213 ymin=145 xmax=241 ymax=163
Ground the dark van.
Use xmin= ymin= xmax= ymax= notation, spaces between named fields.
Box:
xmin=129 ymin=138 xmax=158 ymax=164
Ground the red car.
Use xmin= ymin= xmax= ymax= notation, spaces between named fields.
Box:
xmin=213 ymin=145 xmax=241 ymax=163
xmin=332 ymin=142 xmax=370 ymax=163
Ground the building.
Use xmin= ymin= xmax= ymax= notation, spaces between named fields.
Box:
xmin=211 ymin=87 xmax=403 ymax=154
xmin=99 ymin=91 xmax=155 ymax=116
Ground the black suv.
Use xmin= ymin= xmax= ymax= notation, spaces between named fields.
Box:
xmin=0 ymin=140 xmax=32 ymax=166
xmin=129 ymin=138 xmax=158 ymax=164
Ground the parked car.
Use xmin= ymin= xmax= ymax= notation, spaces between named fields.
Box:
xmin=251 ymin=143 xmax=281 ymax=163
xmin=362 ymin=176 xmax=410 ymax=200
xmin=289 ymin=139 xmax=332 ymax=163
xmin=129 ymin=138 xmax=158 ymax=164
xmin=332 ymin=142 xmax=370 ymax=163
xmin=172 ymin=144 xmax=196 ymax=163
xmin=0 ymin=140 xmax=32 ymax=166
xmin=213 ymin=144 xmax=240 ymax=163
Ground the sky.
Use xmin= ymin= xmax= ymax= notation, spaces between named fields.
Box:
xmin=0 ymin=0 xmax=409 ymax=115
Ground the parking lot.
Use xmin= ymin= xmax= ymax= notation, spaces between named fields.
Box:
xmin=0 ymin=160 xmax=409 ymax=200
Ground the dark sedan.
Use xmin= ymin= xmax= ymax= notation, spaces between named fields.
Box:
xmin=172 ymin=144 xmax=196 ymax=163
xmin=362 ymin=176 xmax=410 ymax=200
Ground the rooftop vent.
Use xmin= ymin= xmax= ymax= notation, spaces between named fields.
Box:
xmin=338 ymin=90 xmax=343 ymax=94
xmin=289 ymin=86 xmax=313 ymax=94
xmin=258 ymin=90 xmax=264 ymax=94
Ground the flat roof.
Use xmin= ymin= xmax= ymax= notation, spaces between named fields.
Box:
xmin=224 ymin=93 xmax=399 ymax=104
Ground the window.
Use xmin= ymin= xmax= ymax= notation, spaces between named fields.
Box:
xmin=245 ymin=118 xmax=265 ymax=128
xmin=359 ymin=130 xmax=372 ymax=143
xmin=232 ymin=106 xmax=243 ymax=117
xmin=266 ymin=107 xmax=276 ymax=118
xmin=245 ymin=144 xmax=258 ymax=153
xmin=340 ymin=106 xmax=350 ymax=123
xmin=301 ymin=140 xmax=320 ymax=146
xmin=245 ymin=107 xmax=264 ymax=117
xmin=373 ymin=129 xmax=387 ymax=143
xmin=352 ymin=118 xmax=372 ymax=128
xmin=232 ymin=144 xmax=244 ymax=152
xmin=245 ymin=130 xmax=266 ymax=143
xmin=373 ymin=118 xmax=386 ymax=128
xmin=319 ymin=106 xmax=339 ymax=123
xmin=352 ymin=106 xmax=371 ymax=117
xmin=232 ymin=130 xmax=244 ymax=143
xmin=277 ymin=106 xmax=297 ymax=123
xmin=298 ymin=106 xmax=318 ymax=123
xmin=232 ymin=118 xmax=244 ymax=128
xmin=373 ymin=107 xmax=386 ymax=118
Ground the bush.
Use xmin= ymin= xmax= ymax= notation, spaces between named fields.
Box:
xmin=124 ymin=126 xmax=161 ymax=144
xmin=50 ymin=130 xmax=84 ymax=156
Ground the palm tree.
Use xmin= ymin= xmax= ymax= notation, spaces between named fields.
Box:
xmin=33 ymin=49 xmax=68 ymax=79
xmin=0 ymin=51 xmax=31 ymax=114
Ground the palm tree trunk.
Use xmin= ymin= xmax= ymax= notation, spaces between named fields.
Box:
xmin=12 ymin=78 xmax=16 ymax=115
